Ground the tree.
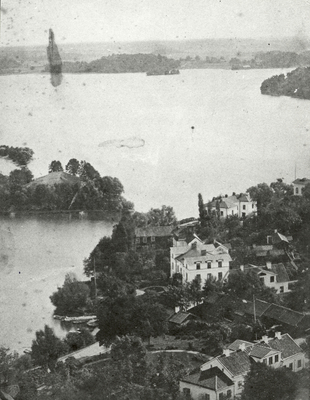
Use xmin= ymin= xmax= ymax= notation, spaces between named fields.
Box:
xmin=198 ymin=193 xmax=208 ymax=227
xmin=9 ymin=167 xmax=33 ymax=185
xmin=96 ymin=293 xmax=168 ymax=345
xmin=48 ymin=160 xmax=64 ymax=173
xmin=147 ymin=205 xmax=177 ymax=226
xmin=50 ymin=273 xmax=90 ymax=315
xmin=77 ymin=160 xmax=100 ymax=181
xmin=110 ymin=336 xmax=147 ymax=384
xmin=241 ymin=362 xmax=298 ymax=400
xmin=65 ymin=158 xmax=80 ymax=176
xmin=65 ymin=328 xmax=95 ymax=352
xmin=31 ymin=325 xmax=68 ymax=371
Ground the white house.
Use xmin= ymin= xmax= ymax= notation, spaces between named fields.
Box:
xmin=170 ymin=234 xmax=231 ymax=284
xmin=243 ymin=262 xmax=297 ymax=294
xmin=206 ymin=193 xmax=257 ymax=218
xmin=292 ymin=178 xmax=310 ymax=196
xmin=180 ymin=333 xmax=305 ymax=400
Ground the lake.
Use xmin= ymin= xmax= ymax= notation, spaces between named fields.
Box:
xmin=1 ymin=69 xmax=310 ymax=218
xmin=1 ymin=68 xmax=310 ymax=351
xmin=0 ymin=217 xmax=112 ymax=353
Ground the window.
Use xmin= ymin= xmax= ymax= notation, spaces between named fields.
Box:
xmin=136 ymin=237 xmax=140 ymax=244
xmin=196 ymin=274 xmax=201 ymax=281
xmin=298 ymin=359 xmax=302 ymax=368
xmin=260 ymin=277 xmax=264 ymax=284
xmin=252 ymin=203 xmax=254 ymax=208
xmin=289 ymin=363 xmax=293 ymax=370
xmin=207 ymin=273 xmax=212 ymax=280
xmin=207 ymin=261 xmax=211 ymax=269
xmin=269 ymin=356 xmax=273 ymax=365
xmin=232 ymin=210 xmax=234 ymax=215
xmin=143 ymin=237 xmax=147 ymax=243
xmin=227 ymin=389 xmax=232 ymax=398
xmin=199 ymin=394 xmax=210 ymax=400
xmin=270 ymin=276 xmax=275 ymax=283
xmin=275 ymin=354 xmax=279 ymax=363
xmin=186 ymin=273 xmax=188 ymax=282
xmin=218 ymin=261 xmax=223 ymax=268
xmin=220 ymin=211 xmax=224 ymax=216
xmin=218 ymin=272 xmax=223 ymax=280
xmin=196 ymin=262 xmax=201 ymax=270
xmin=280 ymin=286 xmax=284 ymax=293
xmin=219 ymin=393 xmax=224 ymax=400
xmin=263 ymin=359 xmax=267 ymax=364
xmin=151 ymin=236 xmax=155 ymax=242
xmin=238 ymin=381 xmax=243 ymax=388
xmin=243 ymin=205 xmax=246 ymax=210
xmin=183 ymin=388 xmax=190 ymax=396
xmin=242 ymin=212 xmax=246 ymax=217
xmin=296 ymin=187 xmax=299 ymax=194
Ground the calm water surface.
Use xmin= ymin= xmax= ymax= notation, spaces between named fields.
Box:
xmin=0 ymin=217 xmax=112 ymax=352
xmin=1 ymin=69 xmax=310 ymax=217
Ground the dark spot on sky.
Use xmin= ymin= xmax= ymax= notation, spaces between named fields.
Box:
xmin=0 ymin=7 xmax=8 ymax=14
xmin=47 ymin=29 xmax=63 ymax=87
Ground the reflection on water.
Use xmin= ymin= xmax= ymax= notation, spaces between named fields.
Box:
xmin=0 ymin=216 xmax=112 ymax=353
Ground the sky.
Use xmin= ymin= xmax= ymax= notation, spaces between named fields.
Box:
xmin=1 ymin=0 xmax=310 ymax=47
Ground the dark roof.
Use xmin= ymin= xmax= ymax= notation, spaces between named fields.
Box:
xmin=267 ymin=333 xmax=303 ymax=359
xmin=272 ymin=232 xmax=289 ymax=245
xmin=243 ymin=299 xmax=271 ymax=317
xmin=248 ymin=344 xmax=277 ymax=359
xmin=293 ymin=178 xmax=310 ymax=185
xmin=181 ymin=367 xmax=234 ymax=390
xmin=271 ymin=263 xmax=290 ymax=283
xmin=135 ymin=226 xmax=173 ymax=238
xmin=168 ymin=312 xmax=195 ymax=325
xmin=263 ymin=304 xmax=304 ymax=326
xmin=218 ymin=351 xmax=252 ymax=376
xmin=227 ymin=340 xmax=253 ymax=352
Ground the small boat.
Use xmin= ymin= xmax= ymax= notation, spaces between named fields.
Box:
xmin=87 ymin=319 xmax=98 ymax=327
xmin=146 ymin=69 xmax=180 ymax=76
xmin=63 ymin=315 xmax=97 ymax=323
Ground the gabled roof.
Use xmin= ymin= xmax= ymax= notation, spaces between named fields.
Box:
xmin=267 ymin=333 xmax=303 ymax=359
xmin=168 ymin=312 xmax=195 ymax=325
xmin=218 ymin=351 xmax=252 ymax=376
xmin=227 ymin=340 xmax=253 ymax=352
xmin=293 ymin=178 xmax=310 ymax=185
xmin=135 ymin=226 xmax=173 ymax=238
xmin=263 ymin=304 xmax=304 ymax=326
xmin=248 ymin=344 xmax=278 ymax=359
xmin=271 ymin=263 xmax=290 ymax=283
xmin=243 ymin=299 xmax=271 ymax=317
xmin=181 ymin=367 xmax=234 ymax=390
xmin=272 ymin=232 xmax=289 ymax=244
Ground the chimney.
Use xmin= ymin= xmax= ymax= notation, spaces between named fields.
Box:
xmin=274 ymin=229 xmax=278 ymax=233
xmin=223 ymin=349 xmax=231 ymax=356
xmin=262 ymin=335 xmax=269 ymax=344
xmin=266 ymin=261 xmax=272 ymax=270
xmin=240 ymin=265 xmax=244 ymax=272
xmin=239 ymin=343 xmax=246 ymax=351
xmin=275 ymin=332 xmax=281 ymax=340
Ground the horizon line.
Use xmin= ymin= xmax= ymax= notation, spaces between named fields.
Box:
xmin=0 ymin=35 xmax=304 ymax=49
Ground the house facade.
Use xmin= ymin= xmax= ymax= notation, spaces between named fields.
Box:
xmin=206 ymin=193 xmax=257 ymax=219
xmin=180 ymin=333 xmax=305 ymax=400
xmin=170 ymin=235 xmax=231 ymax=284
xmin=292 ymin=178 xmax=310 ymax=196
xmin=243 ymin=262 xmax=297 ymax=294
xmin=133 ymin=226 xmax=173 ymax=251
